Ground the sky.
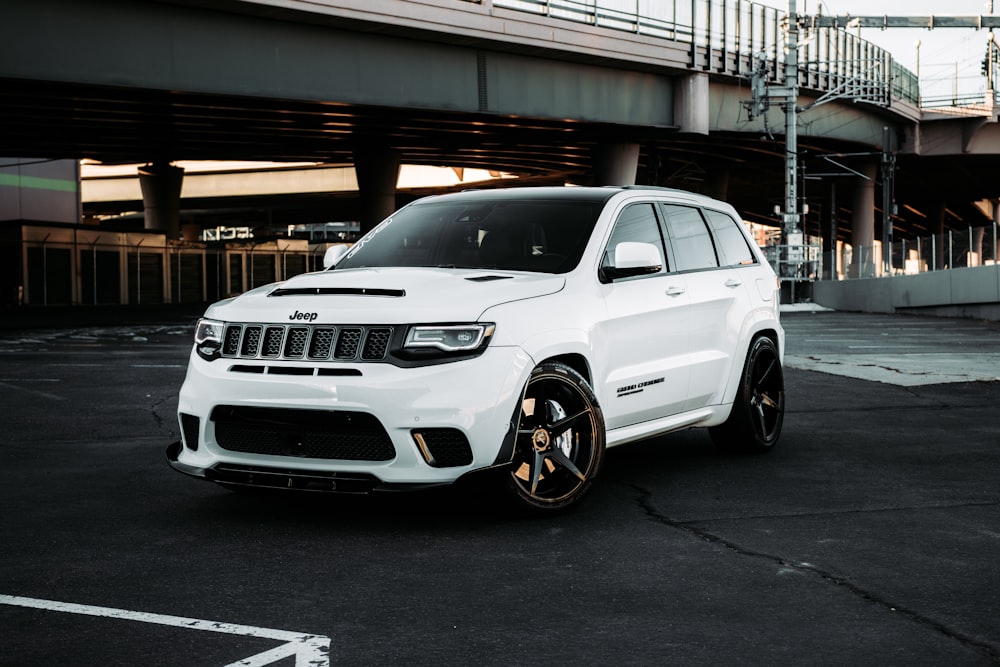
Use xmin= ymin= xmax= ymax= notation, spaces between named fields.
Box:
xmin=759 ymin=0 xmax=998 ymax=99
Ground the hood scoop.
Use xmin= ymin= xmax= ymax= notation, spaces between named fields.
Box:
xmin=464 ymin=275 xmax=514 ymax=283
xmin=269 ymin=287 xmax=405 ymax=297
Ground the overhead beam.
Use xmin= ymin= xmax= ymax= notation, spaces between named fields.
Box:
xmin=806 ymin=15 xmax=1000 ymax=30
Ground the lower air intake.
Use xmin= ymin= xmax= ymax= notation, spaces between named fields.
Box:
xmin=211 ymin=405 xmax=395 ymax=461
xmin=413 ymin=428 xmax=473 ymax=467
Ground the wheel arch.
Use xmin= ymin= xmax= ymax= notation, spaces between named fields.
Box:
xmin=535 ymin=352 xmax=593 ymax=387
xmin=719 ymin=318 xmax=784 ymax=406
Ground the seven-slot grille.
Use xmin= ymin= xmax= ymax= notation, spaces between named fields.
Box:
xmin=221 ymin=323 xmax=393 ymax=361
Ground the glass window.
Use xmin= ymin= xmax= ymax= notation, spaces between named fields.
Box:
xmin=661 ymin=204 xmax=719 ymax=272
xmin=703 ymin=209 xmax=756 ymax=266
xmin=335 ymin=199 xmax=604 ymax=273
xmin=602 ymin=203 xmax=666 ymax=275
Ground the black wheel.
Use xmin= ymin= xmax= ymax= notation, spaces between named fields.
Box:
xmin=504 ymin=362 xmax=605 ymax=513
xmin=710 ymin=336 xmax=785 ymax=453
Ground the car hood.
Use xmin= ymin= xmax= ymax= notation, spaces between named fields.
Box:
xmin=205 ymin=267 xmax=565 ymax=324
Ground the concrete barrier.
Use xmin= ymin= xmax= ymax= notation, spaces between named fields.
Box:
xmin=813 ymin=264 xmax=1000 ymax=320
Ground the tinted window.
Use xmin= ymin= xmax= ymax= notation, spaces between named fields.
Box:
xmin=336 ymin=199 xmax=603 ymax=273
xmin=660 ymin=204 xmax=719 ymax=272
xmin=704 ymin=209 xmax=755 ymax=266
xmin=602 ymin=203 xmax=666 ymax=275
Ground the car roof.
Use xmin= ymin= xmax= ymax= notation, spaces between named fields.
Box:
xmin=414 ymin=186 xmax=618 ymax=205
xmin=413 ymin=185 xmax=730 ymax=209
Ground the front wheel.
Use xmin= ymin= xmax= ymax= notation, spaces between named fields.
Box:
xmin=710 ymin=336 xmax=785 ymax=453
xmin=504 ymin=362 xmax=606 ymax=514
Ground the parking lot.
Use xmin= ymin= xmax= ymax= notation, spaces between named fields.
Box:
xmin=1 ymin=308 xmax=998 ymax=665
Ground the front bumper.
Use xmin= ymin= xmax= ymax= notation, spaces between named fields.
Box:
xmin=168 ymin=345 xmax=532 ymax=488
xmin=166 ymin=440 xmax=431 ymax=492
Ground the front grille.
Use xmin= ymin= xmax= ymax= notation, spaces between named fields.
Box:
xmin=211 ymin=405 xmax=395 ymax=461
xmin=220 ymin=323 xmax=393 ymax=362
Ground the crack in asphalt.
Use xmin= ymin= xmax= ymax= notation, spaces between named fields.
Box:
xmin=663 ymin=499 xmax=1000 ymax=525
xmin=787 ymin=401 xmax=997 ymax=414
xmin=149 ymin=394 xmax=176 ymax=437
xmin=628 ymin=483 xmax=1000 ymax=663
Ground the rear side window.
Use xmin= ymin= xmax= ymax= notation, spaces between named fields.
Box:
xmin=660 ymin=204 xmax=719 ymax=272
xmin=703 ymin=209 xmax=756 ymax=266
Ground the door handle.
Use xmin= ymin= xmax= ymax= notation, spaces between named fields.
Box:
xmin=666 ymin=286 xmax=686 ymax=296
xmin=725 ymin=278 xmax=742 ymax=288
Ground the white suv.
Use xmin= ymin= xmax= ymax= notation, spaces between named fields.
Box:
xmin=167 ymin=186 xmax=784 ymax=513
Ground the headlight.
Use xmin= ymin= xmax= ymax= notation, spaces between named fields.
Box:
xmin=403 ymin=323 xmax=495 ymax=353
xmin=194 ymin=318 xmax=224 ymax=360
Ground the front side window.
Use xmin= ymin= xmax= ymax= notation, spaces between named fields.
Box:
xmin=660 ymin=204 xmax=719 ymax=272
xmin=703 ymin=209 xmax=756 ymax=266
xmin=601 ymin=203 xmax=666 ymax=276
xmin=335 ymin=199 xmax=603 ymax=274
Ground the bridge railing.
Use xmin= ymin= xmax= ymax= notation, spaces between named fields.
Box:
xmin=492 ymin=0 xmax=920 ymax=105
xmin=920 ymin=92 xmax=998 ymax=110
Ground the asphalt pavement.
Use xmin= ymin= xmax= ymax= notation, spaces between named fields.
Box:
xmin=0 ymin=306 xmax=998 ymax=665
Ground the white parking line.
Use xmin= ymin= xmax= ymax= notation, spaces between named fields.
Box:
xmin=0 ymin=594 xmax=330 ymax=666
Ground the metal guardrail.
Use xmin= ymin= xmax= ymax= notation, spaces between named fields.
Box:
xmin=829 ymin=222 xmax=1000 ymax=280
xmin=764 ymin=243 xmax=823 ymax=282
xmin=492 ymin=0 xmax=919 ymax=105
xmin=919 ymin=92 xmax=998 ymax=109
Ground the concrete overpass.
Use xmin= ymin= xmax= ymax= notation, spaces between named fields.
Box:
xmin=3 ymin=0 xmax=1000 ymax=314
xmin=4 ymin=0 xmax=994 ymax=222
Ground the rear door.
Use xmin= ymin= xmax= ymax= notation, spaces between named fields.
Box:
xmin=659 ymin=203 xmax=753 ymax=411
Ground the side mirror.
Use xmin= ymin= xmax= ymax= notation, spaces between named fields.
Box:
xmin=600 ymin=241 xmax=663 ymax=282
xmin=322 ymin=245 xmax=349 ymax=269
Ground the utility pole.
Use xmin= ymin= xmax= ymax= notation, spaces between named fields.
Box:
xmin=881 ymin=126 xmax=895 ymax=275
xmin=783 ymin=0 xmax=800 ymax=235
xmin=741 ymin=6 xmax=1000 ymax=288
xmin=744 ymin=1 xmax=801 ymax=237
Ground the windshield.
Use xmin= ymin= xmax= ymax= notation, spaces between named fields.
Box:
xmin=335 ymin=198 xmax=604 ymax=274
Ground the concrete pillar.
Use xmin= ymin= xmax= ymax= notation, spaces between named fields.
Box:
xmin=674 ymin=72 xmax=710 ymax=135
xmin=933 ymin=200 xmax=947 ymax=270
xmin=849 ymin=162 xmax=877 ymax=278
xmin=703 ymin=164 xmax=730 ymax=200
xmin=593 ymin=143 xmax=640 ymax=186
xmin=993 ymin=199 xmax=1000 ymax=263
xmin=972 ymin=226 xmax=985 ymax=266
xmin=353 ymin=146 xmax=401 ymax=236
xmin=138 ymin=162 xmax=184 ymax=239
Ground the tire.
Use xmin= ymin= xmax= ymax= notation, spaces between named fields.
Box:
xmin=504 ymin=362 xmax=606 ymax=514
xmin=710 ymin=336 xmax=785 ymax=453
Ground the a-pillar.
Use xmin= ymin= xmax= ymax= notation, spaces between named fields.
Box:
xmin=593 ymin=143 xmax=640 ymax=186
xmin=353 ymin=146 xmax=401 ymax=236
xmin=138 ymin=162 xmax=184 ymax=239
xmin=848 ymin=162 xmax=877 ymax=278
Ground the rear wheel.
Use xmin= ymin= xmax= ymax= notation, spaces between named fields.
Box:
xmin=710 ymin=336 xmax=784 ymax=453
xmin=504 ymin=362 xmax=605 ymax=513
